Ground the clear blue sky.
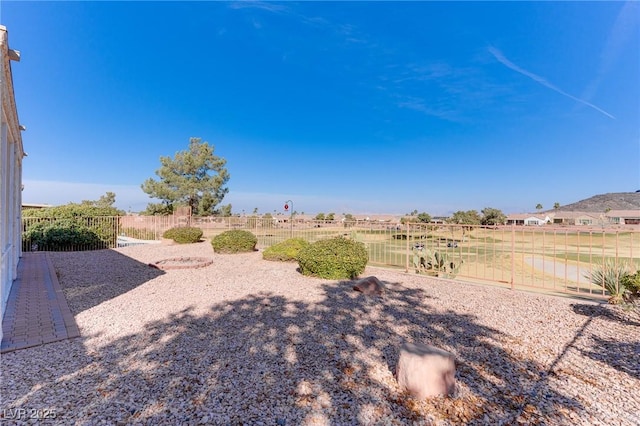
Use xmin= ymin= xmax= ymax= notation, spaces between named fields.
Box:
xmin=2 ymin=1 xmax=639 ymax=215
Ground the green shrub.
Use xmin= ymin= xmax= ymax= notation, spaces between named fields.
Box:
xmin=22 ymin=204 xmax=122 ymax=249
xmin=620 ymin=270 xmax=640 ymax=297
xmin=22 ymin=219 xmax=106 ymax=251
xmin=162 ymin=226 xmax=203 ymax=244
xmin=297 ymin=236 xmax=368 ymax=279
xmin=211 ymin=230 xmax=257 ymax=253
xmin=263 ymin=238 xmax=310 ymax=262
xmin=120 ymin=227 xmax=156 ymax=240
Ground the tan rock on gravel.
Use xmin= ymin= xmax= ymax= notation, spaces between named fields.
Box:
xmin=353 ymin=276 xmax=385 ymax=296
xmin=396 ymin=341 xmax=456 ymax=398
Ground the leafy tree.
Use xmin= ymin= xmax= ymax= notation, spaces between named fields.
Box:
xmin=554 ymin=202 xmax=560 ymax=210
xmin=315 ymin=213 xmax=325 ymax=221
xmin=81 ymin=191 xmax=117 ymax=209
xmin=326 ymin=212 xmax=335 ymax=221
xmin=417 ymin=212 xmax=431 ymax=223
xmin=213 ymin=203 xmax=232 ymax=217
xmin=141 ymin=137 xmax=230 ymax=216
xmin=481 ymin=207 xmax=506 ymax=226
xmin=141 ymin=202 xmax=174 ymax=216
xmin=344 ymin=213 xmax=355 ymax=221
xmin=401 ymin=212 xmax=431 ymax=224
xmin=448 ymin=210 xmax=481 ymax=238
xmin=449 ymin=210 xmax=481 ymax=225
xmin=536 ymin=203 xmax=543 ymax=211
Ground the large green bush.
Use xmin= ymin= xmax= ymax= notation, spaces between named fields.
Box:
xmin=211 ymin=230 xmax=257 ymax=253
xmin=263 ymin=238 xmax=310 ymax=262
xmin=162 ymin=226 xmax=203 ymax=244
xmin=22 ymin=204 xmax=122 ymax=251
xmin=23 ymin=219 xmax=106 ymax=251
xmin=297 ymin=236 xmax=368 ymax=279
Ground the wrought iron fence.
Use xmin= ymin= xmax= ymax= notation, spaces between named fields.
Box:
xmin=21 ymin=215 xmax=640 ymax=299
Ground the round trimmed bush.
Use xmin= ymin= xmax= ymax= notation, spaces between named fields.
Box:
xmin=211 ymin=230 xmax=257 ymax=253
xmin=262 ymin=238 xmax=310 ymax=262
xmin=162 ymin=226 xmax=203 ymax=244
xmin=297 ymin=236 xmax=368 ymax=279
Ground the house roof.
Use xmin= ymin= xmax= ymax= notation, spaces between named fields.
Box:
xmin=552 ymin=211 xmax=601 ymax=220
xmin=506 ymin=214 xmax=549 ymax=220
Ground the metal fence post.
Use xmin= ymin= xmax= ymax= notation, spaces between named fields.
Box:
xmin=510 ymin=225 xmax=515 ymax=290
xmin=405 ymin=221 xmax=410 ymax=273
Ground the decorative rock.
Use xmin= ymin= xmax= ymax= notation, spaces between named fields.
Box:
xmin=353 ymin=276 xmax=385 ymax=296
xmin=396 ymin=342 xmax=456 ymax=398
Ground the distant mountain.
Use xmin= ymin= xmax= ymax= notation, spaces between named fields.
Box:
xmin=547 ymin=192 xmax=640 ymax=213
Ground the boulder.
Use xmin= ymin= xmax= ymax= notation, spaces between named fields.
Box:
xmin=353 ymin=276 xmax=385 ymax=296
xmin=396 ymin=342 xmax=456 ymax=398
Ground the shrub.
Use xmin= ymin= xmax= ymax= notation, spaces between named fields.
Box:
xmin=297 ymin=236 xmax=368 ymax=279
xmin=22 ymin=219 xmax=106 ymax=251
xmin=120 ymin=227 xmax=156 ymax=240
xmin=211 ymin=230 xmax=257 ymax=253
xmin=162 ymin=226 xmax=203 ymax=244
xmin=620 ymin=270 xmax=640 ymax=299
xmin=263 ymin=238 xmax=310 ymax=262
xmin=22 ymin=204 xmax=122 ymax=249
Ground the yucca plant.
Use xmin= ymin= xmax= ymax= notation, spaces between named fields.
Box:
xmin=585 ymin=260 xmax=631 ymax=304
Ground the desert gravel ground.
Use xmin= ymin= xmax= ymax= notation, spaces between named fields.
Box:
xmin=1 ymin=242 xmax=639 ymax=425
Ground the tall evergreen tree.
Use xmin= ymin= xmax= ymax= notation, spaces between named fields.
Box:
xmin=141 ymin=138 xmax=230 ymax=216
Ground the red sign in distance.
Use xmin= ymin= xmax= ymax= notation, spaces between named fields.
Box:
xmin=284 ymin=204 xmax=289 ymax=211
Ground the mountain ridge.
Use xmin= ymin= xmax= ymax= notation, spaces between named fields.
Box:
xmin=544 ymin=192 xmax=640 ymax=213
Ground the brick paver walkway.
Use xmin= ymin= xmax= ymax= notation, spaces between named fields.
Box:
xmin=1 ymin=252 xmax=80 ymax=353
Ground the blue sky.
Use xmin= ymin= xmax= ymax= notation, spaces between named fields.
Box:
xmin=2 ymin=1 xmax=639 ymax=215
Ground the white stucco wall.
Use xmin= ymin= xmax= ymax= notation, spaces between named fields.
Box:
xmin=0 ymin=25 xmax=24 ymax=333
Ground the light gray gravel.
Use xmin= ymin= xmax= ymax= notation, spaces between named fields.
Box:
xmin=1 ymin=242 xmax=638 ymax=425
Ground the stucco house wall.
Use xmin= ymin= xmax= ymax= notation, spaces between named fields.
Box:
xmin=606 ymin=210 xmax=640 ymax=225
xmin=0 ymin=25 xmax=25 ymax=331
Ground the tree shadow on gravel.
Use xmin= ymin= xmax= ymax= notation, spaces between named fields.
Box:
xmin=572 ymin=303 xmax=640 ymax=380
xmin=572 ymin=303 xmax=640 ymax=327
xmin=3 ymin=277 xmax=586 ymax=425
xmin=50 ymin=250 xmax=165 ymax=314
xmin=578 ymin=336 xmax=640 ymax=380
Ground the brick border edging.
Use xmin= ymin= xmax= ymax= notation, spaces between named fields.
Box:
xmin=45 ymin=253 xmax=81 ymax=339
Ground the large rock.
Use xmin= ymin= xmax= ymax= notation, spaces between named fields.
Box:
xmin=353 ymin=276 xmax=385 ymax=296
xmin=396 ymin=342 xmax=456 ymax=398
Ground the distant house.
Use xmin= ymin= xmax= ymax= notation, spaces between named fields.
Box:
xmin=0 ymin=26 xmax=25 ymax=326
xmin=506 ymin=214 xmax=552 ymax=226
xmin=606 ymin=210 xmax=640 ymax=225
xmin=552 ymin=211 xmax=601 ymax=226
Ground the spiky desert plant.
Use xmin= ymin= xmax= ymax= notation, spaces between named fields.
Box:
xmin=585 ymin=260 xmax=631 ymax=304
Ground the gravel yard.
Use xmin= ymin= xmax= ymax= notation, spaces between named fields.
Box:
xmin=1 ymin=242 xmax=639 ymax=425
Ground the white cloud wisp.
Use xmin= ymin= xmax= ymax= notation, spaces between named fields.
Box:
xmin=489 ymin=46 xmax=615 ymax=119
